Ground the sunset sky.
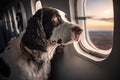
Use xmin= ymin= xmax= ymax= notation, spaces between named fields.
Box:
xmin=86 ymin=0 xmax=113 ymax=30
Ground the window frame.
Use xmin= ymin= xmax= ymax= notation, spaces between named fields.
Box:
xmin=31 ymin=0 xmax=42 ymax=15
xmin=16 ymin=2 xmax=27 ymax=32
xmin=35 ymin=0 xmax=42 ymax=11
xmin=11 ymin=6 xmax=19 ymax=35
xmin=69 ymin=0 xmax=113 ymax=61
xmin=85 ymin=0 xmax=114 ymax=50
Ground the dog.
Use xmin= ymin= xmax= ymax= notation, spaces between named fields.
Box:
xmin=0 ymin=7 xmax=82 ymax=80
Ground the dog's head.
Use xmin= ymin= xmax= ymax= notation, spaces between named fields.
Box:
xmin=34 ymin=7 xmax=63 ymax=39
xmin=22 ymin=7 xmax=82 ymax=51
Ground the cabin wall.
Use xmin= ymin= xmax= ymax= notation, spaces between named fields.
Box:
xmin=0 ymin=19 xmax=6 ymax=53
xmin=41 ymin=0 xmax=71 ymax=21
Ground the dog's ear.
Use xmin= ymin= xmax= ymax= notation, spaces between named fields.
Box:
xmin=22 ymin=14 xmax=47 ymax=52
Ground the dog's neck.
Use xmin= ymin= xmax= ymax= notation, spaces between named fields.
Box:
xmin=20 ymin=40 xmax=56 ymax=63
xmin=20 ymin=41 xmax=45 ymax=69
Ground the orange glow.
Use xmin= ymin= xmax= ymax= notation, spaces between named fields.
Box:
xmin=86 ymin=0 xmax=113 ymax=31
xmin=87 ymin=19 xmax=113 ymax=30
xmin=103 ymin=9 xmax=113 ymax=16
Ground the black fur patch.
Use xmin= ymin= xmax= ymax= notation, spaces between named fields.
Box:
xmin=22 ymin=16 xmax=47 ymax=52
xmin=0 ymin=48 xmax=4 ymax=54
xmin=0 ymin=58 xmax=11 ymax=77
xmin=22 ymin=7 xmax=62 ymax=51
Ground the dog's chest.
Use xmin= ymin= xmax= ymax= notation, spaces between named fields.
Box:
xmin=1 ymin=46 xmax=50 ymax=80
xmin=17 ymin=58 xmax=50 ymax=80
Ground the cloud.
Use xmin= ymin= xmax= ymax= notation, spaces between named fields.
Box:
xmin=86 ymin=16 xmax=95 ymax=19
xmin=86 ymin=16 xmax=114 ymax=22
xmin=97 ymin=18 xmax=113 ymax=22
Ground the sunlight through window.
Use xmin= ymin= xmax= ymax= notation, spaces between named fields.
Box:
xmin=86 ymin=0 xmax=114 ymax=50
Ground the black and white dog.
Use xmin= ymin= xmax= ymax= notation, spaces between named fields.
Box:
xmin=0 ymin=7 xmax=82 ymax=80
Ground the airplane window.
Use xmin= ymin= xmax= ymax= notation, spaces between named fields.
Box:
xmin=8 ymin=10 xmax=15 ymax=38
xmin=31 ymin=0 xmax=42 ymax=14
xmin=86 ymin=0 xmax=113 ymax=50
xmin=4 ymin=14 xmax=8 ymax=30
xmin=35 ymin=0 xmax=42 ymax=11
xmin=8 ymin=10 xmax=14 ymax=38
xmin=16 ymin=10 xmax=23 ymax=33
xmin=8 ymin=10 xmax=14 ymax=33
xmin=11 ymin=6 xmax=19 ymax=35
xmin=16 ymin=2 xmax=27 ymax=33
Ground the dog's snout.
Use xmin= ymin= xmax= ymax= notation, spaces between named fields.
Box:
xmin=72 ymin=26 xmax=82 ymax=34
xmin=71 ymin=26 xmax=83 ymax=41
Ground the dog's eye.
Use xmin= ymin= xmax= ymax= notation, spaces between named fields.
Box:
xmin=51 ymin=16 xmax=58 ymax=22
xmin=51 ymin=15 xmax=60 ymax=26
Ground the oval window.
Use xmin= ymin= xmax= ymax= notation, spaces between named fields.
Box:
xmin=35 ymin=0 xmax=42 ymax=11
xmin=86 ymin=0 xmax=114 ymax=50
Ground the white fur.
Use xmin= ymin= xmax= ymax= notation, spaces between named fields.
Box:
xmin=50 ymin=8 xmax=81 ymax=44
xmin=0 ymin=34 xmax=57 ymax=80
xmin=0 ymin=32 xmax=58 ymax=80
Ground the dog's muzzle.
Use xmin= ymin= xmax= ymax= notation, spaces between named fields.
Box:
xmin=71 ymin=26 xmax=83 ymax=41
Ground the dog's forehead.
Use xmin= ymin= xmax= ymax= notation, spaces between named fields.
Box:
xmin=54 ymin=8 xmax=68 ymax=22
xmin=55 ymin=9 xmax=65 ymax=16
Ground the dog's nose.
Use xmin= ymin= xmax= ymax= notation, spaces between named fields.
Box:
xmin=71 ymin=26 xmax=83 ymax=41
xmin=57 ymin=39 xmax=62 ymax=44
xmin=71 ymin=26 xmax=82 ymax=34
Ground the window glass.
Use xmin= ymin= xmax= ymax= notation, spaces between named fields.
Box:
xmin=86 ymin=0 xmax=113 ymax=50
xmin=35 ymin=0 xmax=42 ymax=11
